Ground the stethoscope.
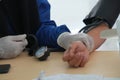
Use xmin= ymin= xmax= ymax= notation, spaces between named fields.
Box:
xmin=26 ymin=34 xmax=65 ymax=61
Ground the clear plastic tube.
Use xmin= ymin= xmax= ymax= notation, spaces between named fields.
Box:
xmin=116 ymin=20 xmax=120 ymax=54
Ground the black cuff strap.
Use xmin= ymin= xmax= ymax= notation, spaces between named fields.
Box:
xmin=26 ymin=34 xmax=39 ymax=56
xmin=79 ymin=19 xmax=109 ymax=33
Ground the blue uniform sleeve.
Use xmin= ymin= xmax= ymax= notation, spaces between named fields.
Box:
xmin=36 ymin=21 xmax=70 ymax=48
xmin=36 ymin=0 xmax=70 ymax=48
xmin=36 ymin=0 xmax=50 ymax=22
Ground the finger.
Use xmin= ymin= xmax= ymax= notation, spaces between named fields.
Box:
xmin=80 ymin=51 xmax=89 ymax=67
xmin=69 ymin=44 xmax=77 ymax=56
xmin=15 ymin=39 xmax=28 ymax=49
xmin=63 ymin=47 xmax=72 ymax=61
xmin=80 ymin=55 xmax=89 ymax=67
xmin=63 ymin=50 xmax=69 ymax=61
xmin=74 ymin=53 xmax=83 ymax=67
xmin=63 ymin=44 xmax=78 ymax=61
xmin=22 ymin=39 xmax=28 ymax=47
xmin=68 ymin=53 xmax=82 ymax=67
xmin=11 ymin=34 xmax=27 ymax=41
xmin=67 ymin=44 xmax=78 ymax=60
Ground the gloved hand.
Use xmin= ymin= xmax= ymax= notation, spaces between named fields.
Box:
xmin=0 ymin=34 xmax=28 ymax=59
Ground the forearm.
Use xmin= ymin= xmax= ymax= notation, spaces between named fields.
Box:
xmin=86 ymin=23 xmax=109 ymax=51
xmin=36 ymin=21 xmax=70 ymax=48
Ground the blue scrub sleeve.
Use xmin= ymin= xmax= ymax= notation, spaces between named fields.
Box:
xmin=36 ymin=20 xmax=70 ymax=48
xmin=36 ymin=0 xmax=70 ymax=48
xmin=36 ymin=0 xmax=50 ymax=22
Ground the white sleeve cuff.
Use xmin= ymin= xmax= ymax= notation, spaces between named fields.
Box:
xmin=57 ymin=32 xmax=94 ymax=52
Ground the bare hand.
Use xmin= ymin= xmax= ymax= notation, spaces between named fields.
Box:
xmin=63 ymin=41 xmax=90 ymax=67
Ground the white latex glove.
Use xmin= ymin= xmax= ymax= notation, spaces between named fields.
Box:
xmin=0 ymin=34 xmax=28 ymax=59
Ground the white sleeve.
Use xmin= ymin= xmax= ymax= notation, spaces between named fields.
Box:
xmin=57 ymin=32 xmax=94 ymax=52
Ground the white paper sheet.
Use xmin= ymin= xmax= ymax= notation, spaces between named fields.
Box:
xmin=33 ymin=74 xmax=103 ymax=80
xmin=104 ymin=78 xmax=120 ymax=80
xmin=33 ymin=73 xmax=120 ymax=80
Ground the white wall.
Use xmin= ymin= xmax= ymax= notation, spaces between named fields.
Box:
xmin=49 ymin=0 xmax=98 ymax=33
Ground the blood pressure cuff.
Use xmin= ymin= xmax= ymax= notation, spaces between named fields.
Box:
xmin=80 ymin=0 xmax=120 ymax=33
xmin=79 ymin=17 xmax=107 ymax=33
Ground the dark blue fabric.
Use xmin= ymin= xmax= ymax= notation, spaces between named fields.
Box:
xmin=36 ymin=0 xmax=50 ymax=22
xmin=36 ymin=20 xmax=70 ymax=48
xmin=7 ymin=0 xmax=70 ymax=48
xmin=35 ymin=0 xmax=70 ymax=48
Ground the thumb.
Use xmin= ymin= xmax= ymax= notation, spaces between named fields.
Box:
xmin=11 ymin=34 xmax=27 ymax=41
xmin=15 ymin=39 xmax=28 ymax=49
